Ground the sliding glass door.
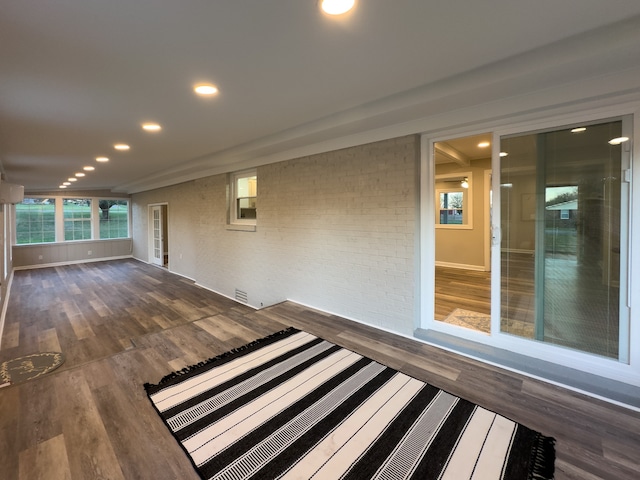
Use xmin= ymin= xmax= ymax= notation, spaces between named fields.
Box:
xmin=499 ymin=117 xmax=631 ymax=361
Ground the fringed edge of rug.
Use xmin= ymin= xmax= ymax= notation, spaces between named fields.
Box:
xmin=528 ymin=433 xmax=556 ymax=480
xmin=144 ymin=327 xmax=300 ymax=395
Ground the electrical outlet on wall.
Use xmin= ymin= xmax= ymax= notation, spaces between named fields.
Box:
xmin=88 ymin=250 xmax=92 ymax=255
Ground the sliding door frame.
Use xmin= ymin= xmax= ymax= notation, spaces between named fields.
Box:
xmin=420 ymin=103 xmax=640 ymax=387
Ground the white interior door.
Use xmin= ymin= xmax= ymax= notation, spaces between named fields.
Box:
xmin=151 ymin=205 xmax=163 ymax=266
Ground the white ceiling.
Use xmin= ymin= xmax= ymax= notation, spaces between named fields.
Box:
xmin=2 ymin=1 xmax=640 ymax=194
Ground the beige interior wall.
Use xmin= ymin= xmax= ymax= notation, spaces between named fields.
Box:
xmin=502 ymin=174 xmax=537 ymax=252
xmin=12 ymin=239 xmax=133 ymax=267
xmin=435 ymin=158 xmax=490 ymax=268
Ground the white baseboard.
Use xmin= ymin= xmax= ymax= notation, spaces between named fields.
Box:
xmin=434 ymin=261 xmax=486 ymax=271
xmin=194 ymin=281 xmax=260 ymax=310
xmin=501 ymin=248 xmax=535 ymax=255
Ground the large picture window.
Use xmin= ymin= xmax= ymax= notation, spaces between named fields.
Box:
xmin=16 ymin=198 xmax=56 ymax=244
xmin=63 ymin=198 xmax=92 ymax=241
xmin=16 ymin=196 xmax=130 ymax=245
xmin=99 ymin=199 xmax=129 ymax=239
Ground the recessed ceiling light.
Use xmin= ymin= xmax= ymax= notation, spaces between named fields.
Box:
xmin=478 ymin=141 xmax=490 ymax=148
xmin=499 ymin=152 xmax=509 ymax=157
xmin=63 ymin=182 xmax=71 ymax=186
xmin=608 ymin=136 xmax=629 ymax=145
xmin=571 ymin=127 xmax=586 ymax=133
xmin=321 ymin=0 xmax=355 ymax=15
xmin=142 ymin=123 xmax=162 ymax=132
xmin=114 ymin=144 xmax=130 ymax=151
xmin=96 ymin=157 xmax=109 ymax=163
xmin=75 ymin=172 xmax=85 ymax=177
xmin=194 ymin=84 xmax=218 ymax=95
xmin=59 ymin=185 xmax=67 ymax=189
xmin=68 ymin=177 xmax=78 ymax=182
xmin=83 ymin=166 xmax=95 ymax=171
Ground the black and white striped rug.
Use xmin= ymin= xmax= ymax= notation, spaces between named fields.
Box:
xmin=145 ymin=328 xmax=555 ymax=480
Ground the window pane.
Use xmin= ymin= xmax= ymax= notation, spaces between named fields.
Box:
xmin=500 ymin=119 xmax=625 ymax=359
xmin=439 ymin=191 xmax=464 ymax=224
xmin=16 ymin=198 xmax=55 ymax=244
xmin=99 ymin=200 xmax=129 ymax=239
xmin=63 ymin=198 xmax=92 ymax=241
xmin=235 ymin=174 xmax=257 ymax=221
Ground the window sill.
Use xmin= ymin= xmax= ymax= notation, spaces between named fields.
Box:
xmin=14 ymin=238 xmax=132 ymax=247
xmin=225 ymin=224 xmax=256 ymax=232
xmin=435 ymin=224 xmax=473 ymax=230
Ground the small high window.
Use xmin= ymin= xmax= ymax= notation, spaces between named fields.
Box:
xmin=231 ymin=170 xmax=257 ymax=226
xmin=438 ymin=191 xmax=464 ymax=225
xmin=435 ymin=172 xmax=473 ymax=229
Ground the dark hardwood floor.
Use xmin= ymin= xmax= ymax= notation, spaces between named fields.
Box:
xmin=0 ymin=259 xmax=638 ymax=479
xmin=434 ymin=266 xmax=491 ymax=320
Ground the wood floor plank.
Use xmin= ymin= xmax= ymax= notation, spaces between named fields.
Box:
xmin=336 ymin=330 xmax=461 ymax=382
xmin=88 ymin=297 xmax=113 ymax=317
xmin=64 ymin=304 xmax=96 ymax=340
xmin=602 ymin=437 xmax=640 ymax=472
xmin=16 ymin=375 xmax=62 ymax=452
xmin=520 ymin=379 xmax=640 ymax=433
xmin=38 ymin=328 xmax=62 ymax=352
xmin=2 ymin=322 xmax=19 ymax=349
xmin=193 ymin=316 xmax=236 ymax=341
xmin=90 ymin=353 xmax=198 ymax=479
xmin=55 ymin=370 xmax=126 ymax=480
xmin=161 ymin=322 xmax=226 ymax=365
xmin=203 ymin=313 xmax=265 ymax=342
xmin=18 ymin=434 xmax=72 ymax=480
xmin=554 ymin=459 xmax=610 ymax=480
xmin=0 ymin=386 xmax=20 ymax=479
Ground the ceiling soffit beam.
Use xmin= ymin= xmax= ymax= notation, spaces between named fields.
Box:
xmin=435 ymin=143 xmax=470 ymax=166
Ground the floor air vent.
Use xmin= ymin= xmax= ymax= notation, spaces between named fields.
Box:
xmin=235 ymin=289 xmax=248 ymax=303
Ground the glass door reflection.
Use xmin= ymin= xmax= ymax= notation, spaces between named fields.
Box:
xmin=499 ymin=119 xmax=630 ymax=359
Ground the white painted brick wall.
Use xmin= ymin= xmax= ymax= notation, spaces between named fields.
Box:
xmin=132 ymin=135 xmax=420 ymax=335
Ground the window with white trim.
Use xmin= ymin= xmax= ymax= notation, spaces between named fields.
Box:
xmin=434 ymin=172 xmax=472 ymax=229
xmin=98 ymin=199 xmax=129 ymax=239
xmin=16 ymin=198 xmax=56 ymax=244
xmin=63 ymin=198 xmax=92 ymax=241
xmin=15 ymin=196 xmax=131 ymax=244
xmin=230 ymin=170 xmax=257 ymax=226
